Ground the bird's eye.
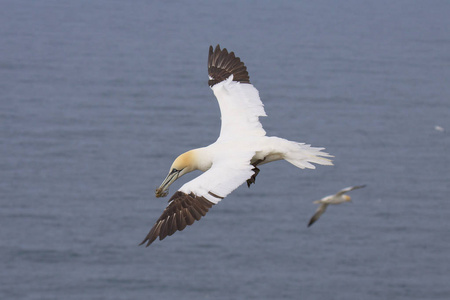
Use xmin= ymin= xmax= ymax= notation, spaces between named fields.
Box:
xmin=171 ymin=168 xmax=178 ymax=174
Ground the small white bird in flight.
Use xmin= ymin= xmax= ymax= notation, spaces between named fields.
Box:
xmin=140 ymin=45 xmax=333 ymax=246
xmin=307 ymin=185 xmax=366 ymax=227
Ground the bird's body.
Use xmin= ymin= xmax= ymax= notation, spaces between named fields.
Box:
xmin=307 ymin=185 xmax=366 ymax=227
xmin=141 ymin=45 xmax=333 ymax=246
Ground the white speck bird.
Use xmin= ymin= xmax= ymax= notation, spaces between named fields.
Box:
xmin=307 ymin=185 xmax=366 ymax=227
xmin=140 ymin=45 xmax=333 ymax=246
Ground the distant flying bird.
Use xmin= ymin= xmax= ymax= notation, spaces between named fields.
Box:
xmin=140 ymin=45 xmax=333 ymax=246
xmin=307 ymin=185 xmax=366 ymax=227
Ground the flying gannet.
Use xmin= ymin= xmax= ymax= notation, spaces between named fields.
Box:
xmin=140 ymin=45 xmax=333 ymax=246
xmin=307 ymin=185 xmax=366 ymax=227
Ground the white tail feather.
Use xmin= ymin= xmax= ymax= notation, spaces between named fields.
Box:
xmin=284 ymin=143 xmax=333 ymax=169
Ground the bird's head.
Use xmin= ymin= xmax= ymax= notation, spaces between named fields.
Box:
xmin=155 ymin=151 xmax=196 ymax=198
xmin=344 ymin=195 xmax=352 ymax=202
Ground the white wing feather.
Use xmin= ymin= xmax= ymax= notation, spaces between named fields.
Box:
xmin=336 ymin=185 xmax=366 ymax=196
xmin=212 ymin=75 xmax=267 ymax=142
xmin=179 ymin=150 xmax=255 ymax=204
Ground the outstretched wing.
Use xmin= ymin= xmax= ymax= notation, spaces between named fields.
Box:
xmin=139 ymin=191 xmax=215 ymax=247
xmin=208 ymin=45 xmax=267 ymax=142
xmin=308 ymin=204 xmax=328 ymax=227
xmin=336 ymin=185 xmax=366 ymax=196
xmin=140 ymin=151 xmax=254 ymax=246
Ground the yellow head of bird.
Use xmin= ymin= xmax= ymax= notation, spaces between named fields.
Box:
xmin=155 ymin=151 xmax=196 ymax=198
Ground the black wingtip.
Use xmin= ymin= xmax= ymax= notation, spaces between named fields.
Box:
xmin=207 ymin=44 xmax=250 ymax=87
xmin=140 ymin=192 xmax=215 ymax=248
xmin=139 ymin=235 xmax=157 ymax=247
xmin=308 ymin=215 xmax=319 ymax=227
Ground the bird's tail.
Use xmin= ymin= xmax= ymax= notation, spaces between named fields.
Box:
xmin=284 ymin=142 xmax=333 ymax=169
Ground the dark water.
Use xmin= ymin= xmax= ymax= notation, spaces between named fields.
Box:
xmin=1 ymin=1 xmax=450 ymax=299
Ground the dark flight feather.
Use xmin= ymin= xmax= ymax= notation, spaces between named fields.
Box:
xmin=208 ymin=44 xmax=250 ymax=86
xmin=140 ymin=191 xmax=214 ymax=246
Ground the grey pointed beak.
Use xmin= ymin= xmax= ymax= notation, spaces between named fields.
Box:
xmin=155 ymin=171 xmax=179 ymax=198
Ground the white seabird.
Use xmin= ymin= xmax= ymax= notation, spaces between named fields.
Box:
xmin=307 ymin=185 xmax=366 ymax=227
xmin=140 ymin=45 xmax=333 ymax=246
